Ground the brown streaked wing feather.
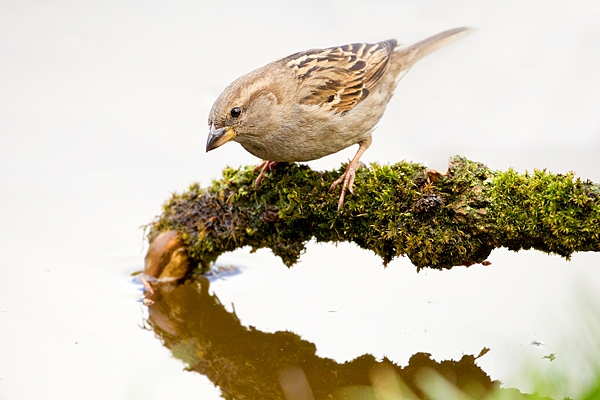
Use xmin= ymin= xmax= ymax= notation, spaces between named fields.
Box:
xmin=284 ymin=40 xmax=396 ymax=114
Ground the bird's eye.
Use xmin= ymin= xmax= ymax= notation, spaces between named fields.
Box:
xmin=230 ymin=107 xmax=241 ymax=118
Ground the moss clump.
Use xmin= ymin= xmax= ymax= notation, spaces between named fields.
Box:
xmin=148 ymin=155 xmax=600 ymax=273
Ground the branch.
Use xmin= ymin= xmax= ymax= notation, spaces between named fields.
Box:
xmin=147 ymin=155 xmax=600 ymax=275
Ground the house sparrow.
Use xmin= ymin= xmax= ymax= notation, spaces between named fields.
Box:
xmin=206 ymin=27 xmax=471 ymax=210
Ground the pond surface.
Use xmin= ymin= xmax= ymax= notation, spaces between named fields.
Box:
xmin=2 ymin=2 xmax=600 ymax=399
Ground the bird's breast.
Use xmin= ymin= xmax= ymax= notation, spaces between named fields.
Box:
xmin=237 ymin=93 xmax=387 ymax=162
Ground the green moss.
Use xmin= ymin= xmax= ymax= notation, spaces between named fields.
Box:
xmin=148 ymin=156 xmax=600 ymax=274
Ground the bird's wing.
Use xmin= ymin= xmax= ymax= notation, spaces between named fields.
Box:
xmin=282 ymin=40 xmax=396 ymax=114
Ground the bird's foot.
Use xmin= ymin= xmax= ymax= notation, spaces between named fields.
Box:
xmin=329 ymin=161 xmax=366 ymax=211
xmin=254 ymin=161 xmax=279 ymax=188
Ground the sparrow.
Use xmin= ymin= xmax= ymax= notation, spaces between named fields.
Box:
xmin=206 ymin=27 xmax=471 ymax=210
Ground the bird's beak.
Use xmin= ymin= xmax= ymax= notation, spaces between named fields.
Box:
xmin=206 ymin=123 xmax=236 ymax=152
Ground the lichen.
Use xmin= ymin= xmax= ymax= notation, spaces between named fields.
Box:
xmin=148 ymin=155 xmax=600 ymax=274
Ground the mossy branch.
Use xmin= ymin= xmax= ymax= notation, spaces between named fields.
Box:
xmin=147 ymin=155 xmax=600 ymax=274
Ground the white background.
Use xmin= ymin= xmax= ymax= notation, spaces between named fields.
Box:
xmin=1 ymin=1 xmax=600 ymax=399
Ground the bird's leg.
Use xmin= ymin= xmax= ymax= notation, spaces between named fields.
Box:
xmin=254 ymin=160 xmax=279 ymax=188
xmin=329 ymin=137 xmax=372 ymax=210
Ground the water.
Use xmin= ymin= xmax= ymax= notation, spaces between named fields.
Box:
xmin=1 ymin=1 xmax=600 ymax=399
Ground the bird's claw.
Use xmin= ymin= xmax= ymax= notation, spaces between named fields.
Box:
xmin=330 ymin=161 xmax=366 ymax=211
xmin=254 ymin=161 xmax=278 ymax=188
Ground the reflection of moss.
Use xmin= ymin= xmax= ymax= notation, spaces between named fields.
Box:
xmin=148 ymin=278 xmax=535 ymax=400
xmin=148 ymin=156 xmax=600 ymax=273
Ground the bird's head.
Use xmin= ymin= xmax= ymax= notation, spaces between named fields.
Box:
xmin=206 ymin=66 xmax=286 ymax=153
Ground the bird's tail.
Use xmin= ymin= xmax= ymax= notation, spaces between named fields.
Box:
xmin=392 ymin=27 xmax=472 ymax=69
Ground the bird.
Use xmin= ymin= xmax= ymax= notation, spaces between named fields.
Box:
xmin=206 ymin=27 xmax=471 ymax=210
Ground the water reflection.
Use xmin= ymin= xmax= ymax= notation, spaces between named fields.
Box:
xmin=143 ymin=276 xmax=539 ymax=399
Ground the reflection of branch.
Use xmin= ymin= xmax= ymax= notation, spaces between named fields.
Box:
xmin=147 ymin=156 xmax=600 ymax=273
xmin=146 ymin=277 xmax=507 ymax=399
